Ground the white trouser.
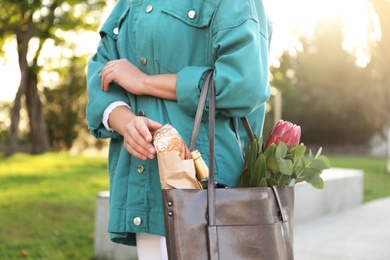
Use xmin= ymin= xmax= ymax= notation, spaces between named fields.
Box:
xmin=136 ymin=233 xmax=168 ymax=260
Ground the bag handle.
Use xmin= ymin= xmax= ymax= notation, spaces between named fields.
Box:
xmin=189 ymin=70 xmax=213 ymax=151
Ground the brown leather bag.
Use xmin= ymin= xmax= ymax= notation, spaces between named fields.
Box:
xmin=161 ymin=71 xmax=294 ymax=260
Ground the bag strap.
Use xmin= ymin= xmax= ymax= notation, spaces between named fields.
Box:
xmin=189 ymin=71 xmax=212 ymax=151
xmin=207 ymin=71 xmax=217 ymax=225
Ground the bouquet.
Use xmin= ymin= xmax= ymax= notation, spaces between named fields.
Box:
xmin=238 ymin=120 xmax=330 ymax=189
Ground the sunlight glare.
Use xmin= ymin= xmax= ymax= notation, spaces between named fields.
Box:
xmin=0 ymin=40 xmax=20 ymax=102
xmin=263 ymin=0 xmax=372 ymax=65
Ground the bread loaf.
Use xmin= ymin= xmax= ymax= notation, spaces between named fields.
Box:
xmin=153 ymin=124 xmax=187 ymax=160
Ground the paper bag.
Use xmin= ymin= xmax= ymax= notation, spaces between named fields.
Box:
xmin=157 ymin=151 xmax=201 ymax=189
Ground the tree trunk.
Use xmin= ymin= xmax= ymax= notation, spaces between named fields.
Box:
xmin=25 ymin=73 xmax=50 ymax=154
xmin=5 ymin=85 xmax=24 ymax=155
xmin=5 ymin=15 xmax=50 ymax=155
xmin=5 ymin=31 xmax=29 ymax=155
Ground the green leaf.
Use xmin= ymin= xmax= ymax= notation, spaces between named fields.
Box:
xmin=252 ymin=154 xmax=266 ymax=186
xmin=259 ymin=178 xmax=268 ymax=187
xmin=307 ymin=158 xmax=329 ymax=171
xmin=308 ymin=149 xmax=314 ymax=161
xmin=297 ymin=168 xmax=322 ymax=182
xmin=270 ymin=171 xmax=276 ymax=181
xmin=238 ymin=168 xmax=248 ymax=187
xmin=308 ymin=175 xmax=324 ymax=189
xmin=275 ymin=141 xmax=288 ymax=159
xmin=277 ymin=158 xmax=293 ymax=176
xmin=318 ymin=155 xmax=331 ymax=168
xmin=264 ymin=143 xmax=277 ymax=159
xmin=293 ymin=160 xmax=303 ymax=179
xmin=315 ymin=147 xmax=323 ymax=159
xmin=278 ymin=174 xmax=291 ymax=187
xmin=267 ymin=157 xmax=279 ymax=173
xmin=266 ymin=178 xmax=278 ymax=187
xmin=246 ymin=139 xmax=258 ymax=172
xmin=243 ymin=141 xmax=250 ymax=166
xmin=290 ymin=144 xmax=306 ymax=159
xmin=287 ymin=178 xmax=296 ymax=187
xmin=257 ymin=135 xmax=264 ymax=152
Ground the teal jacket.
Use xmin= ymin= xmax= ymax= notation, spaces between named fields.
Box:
xmin=86 ymin=0 xmax=272 ymax=246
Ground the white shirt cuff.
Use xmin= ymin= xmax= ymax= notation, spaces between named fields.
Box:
xmin=103 ymin=101 xmax=131 ymax=131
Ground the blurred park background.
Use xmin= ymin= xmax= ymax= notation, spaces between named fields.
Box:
xmin=0 ymin=0 xmax=389 ymax=259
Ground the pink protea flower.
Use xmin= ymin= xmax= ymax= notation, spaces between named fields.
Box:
xmin=264 ymin=120 xmax=301 ymax=148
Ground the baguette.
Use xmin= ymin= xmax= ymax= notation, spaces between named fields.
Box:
xmin=153 ymin=124 xmax=188 ymax=160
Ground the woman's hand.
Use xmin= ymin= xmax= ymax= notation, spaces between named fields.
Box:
xmin=99 ymin=58 xmax=146 ymax=94
xmin=123 ymin=116 xmax=162 ymax=160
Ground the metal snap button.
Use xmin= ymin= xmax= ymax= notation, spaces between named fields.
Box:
xmin=140 ymin=57 xmax=147 ymax=66
xmin=146 ymin=5 xmax=153 ymax=13
xmin=137 ymin=165 xmax=145 ymax=173
xmin=139 ymin=110 xmax=145 ymax=117
xmin=188 ymin=10 xmax=196 ymax=19
xmin=133 ymin=217 xmax=142 ymax=226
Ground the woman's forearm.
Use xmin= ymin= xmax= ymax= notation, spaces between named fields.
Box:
xmin=142 ymin=73 xmax=177 ymax=100
xmin=100 ymin=59 xmax=178 ymax=100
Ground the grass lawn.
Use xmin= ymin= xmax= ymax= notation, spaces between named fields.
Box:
xmin=0 ymin=153 xmax=389 ymax=259
xmin=328 ymin=156 xmax=390 ymax=202
xmin=0 ymin=153 xmax=109 ymax=260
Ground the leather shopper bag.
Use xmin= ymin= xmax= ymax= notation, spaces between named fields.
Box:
xmin=161 ymin=71 xmax=294 ymax=260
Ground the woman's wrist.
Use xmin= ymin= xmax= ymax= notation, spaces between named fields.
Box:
xmin=107 ymin=105 xmax=136 ymax=136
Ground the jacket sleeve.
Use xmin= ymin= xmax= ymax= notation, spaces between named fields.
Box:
xmin=176 ymin=0 xmax=271 ymax=118
xmin=212 ymin=0 xmax=271 ymax=118
xmin=86 ymin=0 xmax=131 ymax=139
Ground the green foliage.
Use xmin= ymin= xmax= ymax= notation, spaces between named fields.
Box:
xmin=43 ymin=55 xmax=89 ymax=151
xmin=239 ymin=137 xmax=330 ymax=189
xmin=269 ymin=16 xmax=387 ymax=145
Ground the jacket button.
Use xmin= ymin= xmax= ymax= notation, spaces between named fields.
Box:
xmin=140 ymin=57 xmax=147 ymax=66
xmin=146 ymin=5 xmax=153 ymax=13
xmin=137 ymin=165 xmax=145 ymax=173
xmin=133 ymin=217 xmax=142 ymax=226
xmin=188 ymin=10 xmax=196 ymax=19
xmin=113 ymin=27 xmax=119 ymax=35
xmin=139 ymin=110 xmax=145 ymax=116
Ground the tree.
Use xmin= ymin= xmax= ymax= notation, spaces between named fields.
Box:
xmin=0 ymin=101 xmax=12 ymax=145
xmin=44 ymin=55 xmax=88 ymax=151
xmin=43 ymin=52 xmax=107 ymax=151
xmin=270 ymin=17 xmax=380 ymax=145
xmin=0 ymin=0 xmax=107 ymax=155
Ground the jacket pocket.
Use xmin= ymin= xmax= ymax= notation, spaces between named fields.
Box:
xmin=155 ymin=0 xmax=218 ymax=73
xmin=161 ymin=0 xmax=217 ymax=28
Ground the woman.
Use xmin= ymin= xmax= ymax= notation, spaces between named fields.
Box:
xmin=86 ymin=0 xmax=272 ymax=259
